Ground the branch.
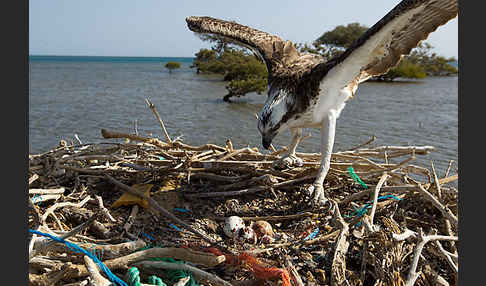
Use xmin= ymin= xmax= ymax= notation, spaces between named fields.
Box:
xmin=84 ymin=255 xmax=111 ymax=286
xmin=416 ymin=184 xmax=457 ymax=227
xmin=405 ymin=229 xmax=458 ymax=286
xmin=330 ymin=201 xmax=350 ymax=286
xmin=145 ymin=98 xmax=173 ymax=144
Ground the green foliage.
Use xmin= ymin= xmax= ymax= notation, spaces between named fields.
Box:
xmin=315 ymin=22 xmax=368 ymax=49
xmin=375 ymin=58 xmax=427 ymax=81
xmin=165 ymin=61 xmax=181 ymax=73
xmin=193 ymin=45 xmax=268 ymax=101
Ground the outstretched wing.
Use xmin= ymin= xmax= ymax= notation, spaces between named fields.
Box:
xmin=186 ymin=16 xmax=301 ymax=76
xmin=311 ymin=0 xmax=458 ymax=89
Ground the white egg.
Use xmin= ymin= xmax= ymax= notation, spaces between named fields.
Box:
xmin=223 ymin=216 xmax=245 ymax=238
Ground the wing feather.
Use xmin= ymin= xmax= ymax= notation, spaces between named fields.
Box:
xmin=186 ymin=16 xmax=300 ymax=75
xmin=311 ymin=0 xmax=458 ymax=86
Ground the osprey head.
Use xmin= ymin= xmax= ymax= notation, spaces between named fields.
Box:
xmin=257 ymin=88 xmax=293 ymax=149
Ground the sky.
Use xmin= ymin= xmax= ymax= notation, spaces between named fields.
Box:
xmin=29 ymin=0 xmax=458 ymax=58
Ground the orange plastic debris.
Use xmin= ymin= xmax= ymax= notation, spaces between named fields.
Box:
xmin=205 ymin=248 xmax=291 ymax=286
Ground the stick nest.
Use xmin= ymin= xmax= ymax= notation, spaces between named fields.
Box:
xmin=28 ymin=102 xmax=458 ymax=286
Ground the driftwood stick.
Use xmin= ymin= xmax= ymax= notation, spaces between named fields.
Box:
xmin=106 ymin=247 xmax=225 ymax=269
xmin=29 ymin=256 xmax=64 ymax=270
xmin=29 ymin=173 xmax=40 ymax=185
xmin=31 ymin=194 xmax=61 ymax=204
xmin=370 ymin=172 xmax=389 ymax=227
xmin=430 ymin=161 xmax=442 ymax=200
xmin=94 ymin=195 xmax=116 ymax=223
xmin=101 ymin=128 xmax=169 ymax=149
xmin=392 ymin=228 xmax=417 ymax=241
xmin=416 ymin=184 xmax=458 ymax=227
xmin=145 ymin=98 xmax=173 ymax=144
xmin=63 ymin=247 xmax=225 ymax=279
xmin=42 ymin=212 xmax=99 ymax=251
xmin=218 ymin=147 xmax=255 ymax=161
xmin=444 ymin=160 xmax=455 ymax=178
xmin=435 ymin=241 xmax=458 ymax=273
xmin=62 ymin=281 xmax=89 ymax=286
xmin=405 ymin=229 xmax=458 ymax=286
xmin=105 ymin=174 xmax=218 ymax=245
xmin=37 ymin=239 xmax=147 ymax=260
xmin=330 ymin=201 xmax=350 ymax=286
xmin=135 ymin=260 xmax=232 ymax=286
xmin=123 ymin=205 xmax=139 ymax=233
xmin=185 ymin=186 xmax=271 ymax=199
xmin=84 ymin=255 xmax=111 ymax=286
xmin=42 ymin=196 xmax=91 ymax=222
xmin=29 ymin=187 xmax=65 ymax=195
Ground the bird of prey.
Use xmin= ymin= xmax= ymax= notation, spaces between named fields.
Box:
xmin=186 ymin=0 xmax=458 ymax=206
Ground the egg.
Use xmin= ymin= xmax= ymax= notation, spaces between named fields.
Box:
xmin=252 ymin=220 xmax=275 ymax=239
xmin=223 ymin=216 xmax=245 ymax=238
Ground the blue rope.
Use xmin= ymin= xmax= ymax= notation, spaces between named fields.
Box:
xmin=29 ymin=229 xmax=128 ymax=286
xmin=345 ymin=195 xmax=402 ymax=219
xmin=303 ymin=227 xmax=320 ymax=241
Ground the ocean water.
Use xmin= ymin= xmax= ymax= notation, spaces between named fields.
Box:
xmin=29 ymin=56 xmax=458 ymax=175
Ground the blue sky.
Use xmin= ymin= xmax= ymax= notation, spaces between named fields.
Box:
xmin=29 ymin=0 xmax=458 ymax=58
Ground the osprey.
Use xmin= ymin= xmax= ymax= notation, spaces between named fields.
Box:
xmin=186 ymin=0 xmax=458 ymax=206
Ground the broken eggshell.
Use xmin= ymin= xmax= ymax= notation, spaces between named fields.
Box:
xmin=223 ymin=216 xmax=245 ymax=238
xmin=252 ymin=220 xmax=275 ymax=239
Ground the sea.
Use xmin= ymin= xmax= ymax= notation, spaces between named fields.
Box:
xmin=29 ymin=55 xmax=458 ymax=176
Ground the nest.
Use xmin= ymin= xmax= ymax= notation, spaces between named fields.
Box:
xmin=28 ymin=100 xmax=458 ymax=286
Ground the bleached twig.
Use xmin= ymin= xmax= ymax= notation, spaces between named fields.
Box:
xmin=94 ymin=195 xmax=116 ymax=222
xmin=370 ymin=172 xmax=389 ymax=228
xmin=145 ymin=98 xmax=173 ymax=144
xmin=416 ymin=184 xmax=458 ymax=227
xmin=405 ymin=229 xmax=458 ymax=286
xmin=330 ymin=201 xmax=350 ymax=286
xmin=84 ymin=255 xmax=111 ymax=286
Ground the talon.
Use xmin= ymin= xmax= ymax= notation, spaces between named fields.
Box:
xmin=306 ymin=184 xmax=330 ymax=207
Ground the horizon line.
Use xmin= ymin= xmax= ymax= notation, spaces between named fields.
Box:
xmin=29 ymin=54 xmax=195 ymax=58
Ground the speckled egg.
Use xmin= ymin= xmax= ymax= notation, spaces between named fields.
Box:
xmin=223 ymin=216 xmax=245 ymax=238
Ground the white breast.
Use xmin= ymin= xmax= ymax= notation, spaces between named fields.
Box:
xmin=312 ymin=73 xmax=354 ymax=124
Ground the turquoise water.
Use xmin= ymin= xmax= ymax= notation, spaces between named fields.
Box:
xmin=29 ymin=55 xmax=458 ymax=175
xmin=29 ymin=55 xmax=194 ymax=63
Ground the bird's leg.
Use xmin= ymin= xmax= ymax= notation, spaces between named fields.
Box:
xmin=272 ymin=128 xmax=303 ymax=169
xmin=307 ymin=111 xmax=337 ymax=206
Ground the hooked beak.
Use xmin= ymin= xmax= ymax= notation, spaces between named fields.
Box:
xmin=262 ymin=133 xmax=275 ymax=150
